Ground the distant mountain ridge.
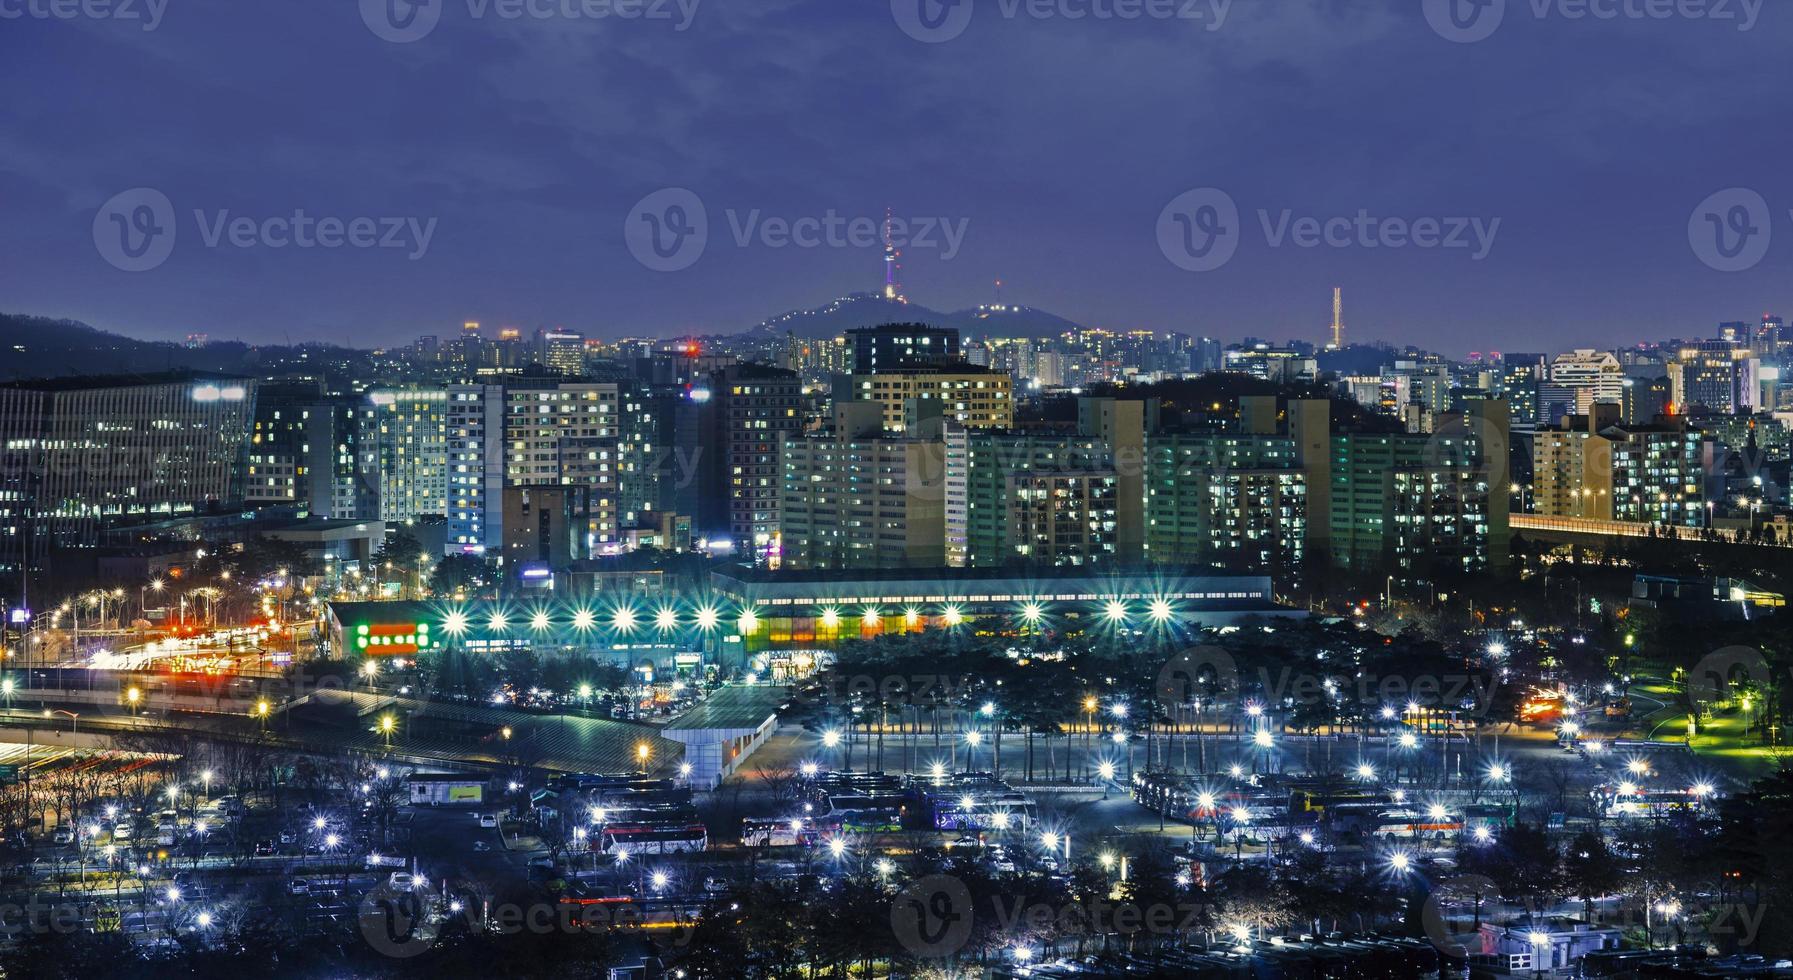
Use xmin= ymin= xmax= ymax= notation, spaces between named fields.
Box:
xmin=0 ymin=313 xmax=356 ymax=382
xmin=748 ymin=292 xmax=1087 ymax=341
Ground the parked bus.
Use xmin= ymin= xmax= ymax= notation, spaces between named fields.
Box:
xmin=600 ymin=822 xmax=708 ymax=854
xmin=741 ymin=818 xmax=815 ymax=847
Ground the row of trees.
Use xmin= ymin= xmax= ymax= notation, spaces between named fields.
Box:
xmin=786 ymin=618 xmax=1503 ymax=783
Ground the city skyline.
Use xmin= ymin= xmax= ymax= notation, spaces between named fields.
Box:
xmin=8 ymin=1 xmax=1793 ymax=351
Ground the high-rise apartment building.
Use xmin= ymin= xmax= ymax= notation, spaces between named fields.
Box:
xmin=444 ymin=379 xmax=661 ymax=559
xmin=539 ymin=330 xmax=587 ymax=375
xmin=0 ymin=374 xmax=257 ymax=575
xmin=778 ymin=402 xmax=946 ymax=570
xmin=1144 ymin=431 xmax=1307 ymax=576
xmin=706 ymin=363 xmax=805 ymax=561
xmin=1670 ymin=341 xmax=1759 ymax=415
xmin=245 ymin=380 xmax=325 ymax=506
xmin=846 ymin=324 xmax=961 ymax=373
xmin=1549 ymin=350 xmax=1625 ymax=415
xmin=359 ymin=388 xmax=449 ymax=523
xmin=850 ymin=367 xmax=1014 ymax=433
xmin=1533 ymin=405 xmax=1707 ymax=527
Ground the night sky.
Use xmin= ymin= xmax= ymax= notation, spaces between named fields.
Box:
xmin=5 ymin=0 xmax=1791 ymax=353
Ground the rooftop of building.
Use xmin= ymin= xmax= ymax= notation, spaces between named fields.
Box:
xmin=0 ymin=370 xmax=249 ymax=392
xmin=663 ymin=685 xmax=785 ymax=733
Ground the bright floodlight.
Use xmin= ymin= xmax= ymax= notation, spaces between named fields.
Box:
xmin=943 ymin=605 xmax=963 ymax=626
xmin=572 ymin=609 xmax=595 ymax=631
xmin=1692 ymin=782 xmax=1714 ymax=797
xmin=612 ymin=606 xmax=637 ymax=632
xmin=1197 ymin=792 xmax=1217 ymax=809
xmin=1228 ymin=764 xmax=1244 ymax=778
xmin=820 ymin=607 xmax=840 ymax=629
xmin=1103 ymin=600 xmax=1127 ymax=624
xmin=1389 ymin=853 xmax=1411 ymax=873
xmin=1429 ymin=805 xmax=1447 ymax=821
xmin=1021 ymin=602 xmax=1043 ymax=624
xmin=1254 ymin=729 xmax=1273 ymax=748
xmin=1040 ymin=832 xmax=1060 ymax=850
xmin=827 ymin=838 xmax=846 ymax=859
xmin=531 ymin=610 xmax=551 ymax=631
xmin=487 ymin=612 xmax=508 ymax=632
xmin=1355 ymin=763 xmax=1376 ymax=781
xmin=696 ymin=606 xmax=719 ymax=630
xmin=1399 ymin=732 xmax=1418 ymax=748
xmin=1627 ymin=758 xmax=1649 ymax=775
xmin=655 ymin=607 xmax=678 ymax=630
xmin=443 ymin=610 xmax=469 ymax=636
xmin=738 ymin=609 xmax=759 ymax=634
xmin=862 ymin=607 xmax=880 ymax=627
xmin=1149 ymin=599 xmax=1172 ymax=623
xmin=1487 ymin=764 xmax=1509 ymax=782
xmin=823 ymin=729 xmax=841 ymax=748
xmin=1473 ymin=825 xmax=1492 ymax=843
xmin=1380 ymin=705 xmax=1396 ymax=719
xmin=652 ymin=870 xmax=670 ymax=890
xmin=1098 ymin=761 xmax=1116 ymax=780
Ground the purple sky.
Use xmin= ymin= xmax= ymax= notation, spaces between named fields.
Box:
xmin=4 ymin=0 xmax=1791 ymax=354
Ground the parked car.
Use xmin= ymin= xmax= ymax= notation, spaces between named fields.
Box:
xmin=254 ymin=839 xmax=276 ymax=856
xmin=478 ymin=813 xmax=498 ymax=828
xmin=287 ymin=878 xmax=310 ymax=895
xmin=388 ymin=872 xmax=417 ymax=889
xmin=50 ymin=827 xmax=73 ymax=846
